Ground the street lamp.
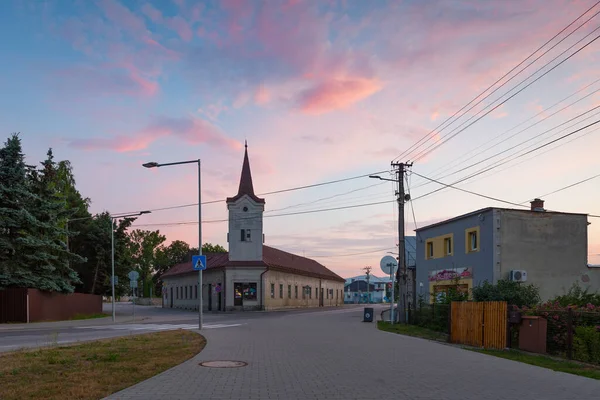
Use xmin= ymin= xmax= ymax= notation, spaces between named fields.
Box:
xmin=143 ymin=159 xmax=203 ymax=330
xmin=111 ymin=211 xmax=151 ymax=322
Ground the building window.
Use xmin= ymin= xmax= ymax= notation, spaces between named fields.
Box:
xmin=288 ymin=285 xmax=291 ymax=299
xmin=243 ymin=283 xmax=257 ymax=300
xmin=185 ymin=286 xmax=188 ymax=299
xmin=444 ymin=237 xmax=452 ymax=256
xmin=309 ymin=287 xmax=312 ymax=299
xmin=316 ymin=289 xmax=318 ymax=299
xmin=426 ymin=241 xmax=434 ymax=259
xmin=295 ymin=285 xmax=298 ymax=298
xmin=466 ymin=227 xmax=480 ymax=253
xmin=270 ymin=283 xmax=275 ymax=298
xmin=241 ymin=229 xmax=246 ymax=241
xmin=469 ymin=232 xmax=477 ymax=250
xmin=195 ymin=285 xmax=198 ymax=299
xmin=279 ymin=284 xmax=283 ymax=298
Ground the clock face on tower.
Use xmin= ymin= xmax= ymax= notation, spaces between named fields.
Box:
xmin=243 ymin=206 xmax=248 ymax=212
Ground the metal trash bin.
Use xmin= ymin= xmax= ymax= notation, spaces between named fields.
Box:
xmin=363 ymin=307 xmax=374 ymax=322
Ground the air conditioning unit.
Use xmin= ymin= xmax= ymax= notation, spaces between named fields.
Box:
xmin=510 ymin=270 xmax=528 ymax=282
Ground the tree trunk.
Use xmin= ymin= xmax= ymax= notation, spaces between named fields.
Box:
xmin=91 ymin=258 xmax=100 ymax=294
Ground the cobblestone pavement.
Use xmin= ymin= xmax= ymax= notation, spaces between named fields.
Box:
xmin=106 ymin=306 xmax=599 ymax=400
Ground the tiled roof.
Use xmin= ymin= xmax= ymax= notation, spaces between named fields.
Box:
xmin=161 ymin=246 xmax=344 ymax=282
xmin=226 ymin=143 xmax=265 ymax=204
xmin=263 ymin=246 xmax=345 ymax=282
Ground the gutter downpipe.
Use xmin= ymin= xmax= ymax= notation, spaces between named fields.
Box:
xmin=260 ymin=266 xmax=269 ymax=311
xmin=223 ymin=269 xmax=226 ymax=312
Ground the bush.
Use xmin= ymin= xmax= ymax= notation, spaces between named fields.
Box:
xmin=573 ymin=325 xmax=600 ymax=364
xmin=472 ymin=280 xmax=540 ymax=307
xmin=551 ymin=282 xmax=600 ymax=308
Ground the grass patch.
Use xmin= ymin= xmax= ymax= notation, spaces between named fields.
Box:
xmin=377 ymin=321 xmax=449 ymax=342
xmin=69 ymin=313 xmax=109 ymax=321
xmin=473 ymin=349 xmax=600 ymax=380
xmin=0 ymin=330 xmax=205 ymax=400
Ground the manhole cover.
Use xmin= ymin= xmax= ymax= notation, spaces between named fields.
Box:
xmin=200 ymin=360 xmax=247 ymax=368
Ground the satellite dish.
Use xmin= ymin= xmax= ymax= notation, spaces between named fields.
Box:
xmin=380 ymin=255 xmax=398 ymax=275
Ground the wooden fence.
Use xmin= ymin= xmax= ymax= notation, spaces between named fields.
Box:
xmin=451 ymin=301 xmax=507 ymax=350
xmin=0 ymin=288 xmax=102 ymax=323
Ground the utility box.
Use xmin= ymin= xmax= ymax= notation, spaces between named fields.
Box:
xmin=363 ymin=307 xmax=374 ymax=323
xmin=519 ymin=316 xmax=547 ymax=354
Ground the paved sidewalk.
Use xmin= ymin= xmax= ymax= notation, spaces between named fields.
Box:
xmin=106 ymin=306 xmax=599 ymax=400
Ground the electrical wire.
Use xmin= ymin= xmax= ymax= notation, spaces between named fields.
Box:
xmin=131 ymin=199 xmax=397 ymax=228
xmin=412 ymin=119 xmax=600 ymax=201
xmin=411 ymin=26 xmax=600 ymax=162
xmin=420 ymin=79 xmax=600 ymax=183
xmin=394 ymin=0 xmax=600 ymax=162
xmin=423 ymin=105 xmax=600 ymax=186
xmin=410 ymin=171 xmax=529 ymax=208
xmin=522 ymin=172 xmax=600 ymax=203
xmin=117 ymin=169 xmax=390 ymax=215
xmin=306 ymin=247 xmax=397 ymax=258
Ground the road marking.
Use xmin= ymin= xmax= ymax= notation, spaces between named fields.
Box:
xmin=75 ymin=323 xmax=243 ymax=331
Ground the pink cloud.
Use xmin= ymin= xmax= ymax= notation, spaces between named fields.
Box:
xmin=52 ymin=63 xmax=158 ymax=98
xmin=166 ymin=16 xmax=193 ymax=42
xmin=254 ymin=85 xmax=271 ymax=105
xmin=296 ymin=78 xmax=382 ymax=114
xmin=141 ymin=3 xmax=163 ymax=23
xmin=97 ymin=0 xmax=147 ymax=36
xmin=68 ymin=116 xmax=242 ymax=153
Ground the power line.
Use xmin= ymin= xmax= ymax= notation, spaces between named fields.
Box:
xmin=306 ymin=247 xmax=397 ymax=258
xmin=522 ymin=172 xmax=600 ymax=203
xmin=394 ymin=0 xmax=600 ymax=162
xmin=423 ymin=105 xmax=600 ymax=186
xmin=118 ymin=170 xmax=389 ymax=215
xmin=132 ymin=199 xmax=397 ymax=228
xmin=418 ymin=124 xmax=600 ymax=197
xmin=411 ymin=26 xmax=600 ymax=162
xmin=412 ymin=119 xmax=600 ymax=201
xmin=420 ymin=79 xmax=600 ymax=184
xmin=410 ymin=171 xmax=529 ymax=208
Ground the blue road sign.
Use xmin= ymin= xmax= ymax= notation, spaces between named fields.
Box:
xmin=192 ymin=255 xmax=207 ymax=271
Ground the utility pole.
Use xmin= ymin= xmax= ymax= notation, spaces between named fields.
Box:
xmin=363 ymin=266 xmax=372 ymax=304
xmin=391 ymin=161 xmax=412 ymax=323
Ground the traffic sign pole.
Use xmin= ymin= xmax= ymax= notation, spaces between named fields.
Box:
xmin=380 ymin=256 xmax=398 ymax=324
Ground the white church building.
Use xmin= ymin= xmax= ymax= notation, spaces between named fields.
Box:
xmin=161 ymin=145 xmax=346 ymax=311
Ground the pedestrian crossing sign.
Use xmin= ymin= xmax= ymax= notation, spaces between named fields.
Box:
xmin=192 ymin=255 xmax=207 ymax=271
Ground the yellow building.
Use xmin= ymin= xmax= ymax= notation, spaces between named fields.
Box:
xmin=161 ymin=144 xmax=345 ymax=311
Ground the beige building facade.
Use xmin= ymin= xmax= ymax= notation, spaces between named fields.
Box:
xmin=161 ymin=144 xmax=345 ymax=311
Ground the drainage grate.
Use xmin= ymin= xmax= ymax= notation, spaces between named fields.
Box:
xmin=200 ymin=360 xmax=248 ymax=368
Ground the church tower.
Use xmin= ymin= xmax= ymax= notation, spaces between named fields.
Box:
xmin=226 ymin=143 xmax=265 ymax=262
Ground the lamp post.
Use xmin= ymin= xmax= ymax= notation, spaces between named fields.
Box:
xmin=143 ymin=159 xmax=203 ymax=330
xmin=111 ymin=211 xmax=151 ymax=322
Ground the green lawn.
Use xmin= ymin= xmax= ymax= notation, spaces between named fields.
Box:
xmin=473 ymin=349 xmax=600 ymax=380
xmin=377 ymin=321 xmax=449 ymax=342
xmin=0 ymin=330 xmax=205 ymax=400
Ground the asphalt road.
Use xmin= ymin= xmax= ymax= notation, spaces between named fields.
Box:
xmin=0 ymin=302 xmax=367 ymax=353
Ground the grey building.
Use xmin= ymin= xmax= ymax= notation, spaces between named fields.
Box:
xmin=415 ymin=199 xmax=598 ymax=302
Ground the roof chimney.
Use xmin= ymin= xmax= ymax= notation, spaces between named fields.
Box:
xmin=530 ymin=198 xmax=545 ymax=212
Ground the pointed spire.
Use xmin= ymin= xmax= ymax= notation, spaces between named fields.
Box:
xmin=227 ymin=142 xmax=265 ymax=204
xmin=238 ymin=142 xmax=255 ymax=196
